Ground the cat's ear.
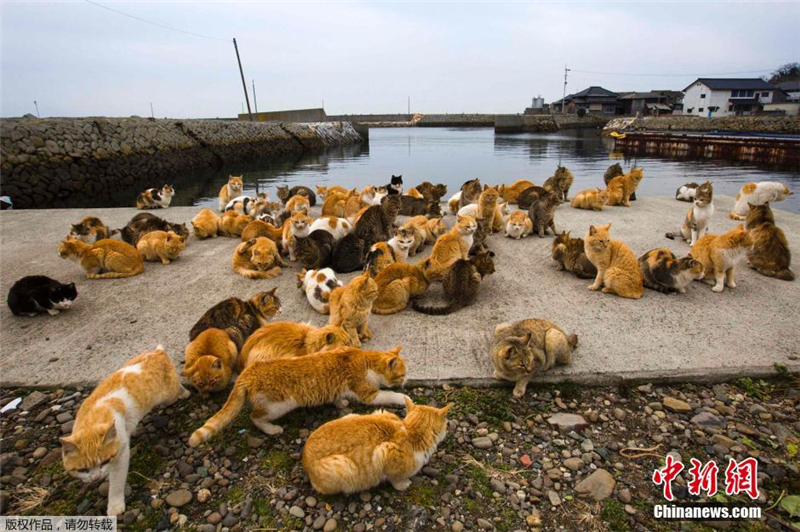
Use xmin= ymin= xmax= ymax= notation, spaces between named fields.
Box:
xmin=212 ymin=359 xmax=222 ymax=369
xmin=389 ymin=346 xmax=402 ymax=355
xmin=603 ymin=223 xmax=612 ymax=230
xmin=588 ymin=225 xmax=597 ymax=235
xmin=68 ymin=283 xmax=76 ymax=290
xmin=439 ymin=403 xmax=454 ymax=415
xmin=489 ymin=251 xmax=495 ymax=257
xmin=483 ymin=184 xmax=489 ymax=191
xmin=103 ymin=424 xmax=118 ymax=445
xmin=748 ymin=203 xmax=756 ymax=209
xmin=60 ymin=436 xmax=78 ymax=454
xmin=403 ymin=395 xmax=414 ymax=412
xmin=388 ymin=356 xmax=401 ymax=371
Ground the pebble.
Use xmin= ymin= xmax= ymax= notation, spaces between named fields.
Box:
xmin=472 ymin=436 xmax=493 ymax=449
xmin=165 ymin=489 xmax=192 ymax=508
xmin=323 ymin=518 xmax=338 ymax=532
xmin=526 ymin=510 xmax=542 ymax=528
xmin=32 ymin=447 xmax=48 ymax=459
xmin=663 ymin=397 xmax=692 ymax=413
xmin=574 ymin=469 xmax=616 ymax=501
xmin=547 ymin=490 xmax=561 ymax=506
xmin=547 ymin=413 xmax=589 ymax=433
xmin=289 ymin=505 xmax=305 ymax=518
xmin=563 ymin=457 xmax=585 ymax=471
xmin=477 ymin=517 xmax=493 ymax=530
xmin=196 ymin=489 xmax=211 ymax=503
xmin=452 ymin=521 xmax=464 ymax=532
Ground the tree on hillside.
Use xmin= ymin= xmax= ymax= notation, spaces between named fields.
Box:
xmin=765 ymin=62 xmax=800 ymax=84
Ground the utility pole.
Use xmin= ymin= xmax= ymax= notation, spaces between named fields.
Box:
xmin=408 ymin=95 xmax=410 ymax=115
xmin=34 ymin=101 xmax=40 ymax=117
xmin=252 ymin=80 xmax=258 ymax=114
xmin=233 ymin=38 xmax=253 ymax=121
xmin=562 ymin=64 xmax=570 ymax=114
xmin=150 ymin=102 xmax=155 ymax=119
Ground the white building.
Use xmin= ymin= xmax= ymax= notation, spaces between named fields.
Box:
xmin=681 ymin=78 xmax=780 ymax=117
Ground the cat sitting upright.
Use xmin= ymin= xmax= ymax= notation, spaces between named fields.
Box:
xmin=61 ymin=346 xmax=189 ymax=516
xmin=412 ymin=249 xmax=495 ymax=315
xmin=665 ymin=181 xmax=714 ymax=246
xmin=7 ymin=276 xmax=77 ymax=316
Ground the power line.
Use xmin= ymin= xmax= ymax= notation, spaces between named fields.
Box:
xmin=84 ymin=0 xmax=229 ymax=42
xmin=570 ymin=68 xmax=774 ymax=78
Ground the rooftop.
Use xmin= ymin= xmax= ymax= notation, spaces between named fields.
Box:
xmin=684 ymin=78 xmax=776 ymax=92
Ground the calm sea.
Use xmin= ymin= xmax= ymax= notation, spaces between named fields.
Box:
xmin=131 ymin=128 xmax=800 ymax=213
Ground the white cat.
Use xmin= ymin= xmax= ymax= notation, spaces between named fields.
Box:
xmin=456 ymin=203 xmax=478 ymax=217
xmin=675 ymin=183 xmax=698 ymax=202
xmin=310 ymin=216 xmax=352 ymax=241
xmin=729 ymin=182 xmax=793 ymax=220
xmin=298 ymin=268 xmax=342 ymax=314
xmin=447 ymin=191 xmax=462 ymax=215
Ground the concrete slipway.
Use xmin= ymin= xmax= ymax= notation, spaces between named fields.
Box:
xmin=1 ymin=195 xmax=798 ymax=389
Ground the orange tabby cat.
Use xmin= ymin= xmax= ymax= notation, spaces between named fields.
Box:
xmin=344 ymin=188 xmax=364 ymax=219
xmin=191 ymin=208 xmax=220 ymax=239
xmin=286 ymin=194 xmax=311 ymax=214
xmin=218 ymin=175 xmax=244 ymax=211
xmin=241 ymin=219 xmax=283 ymax=243
xmin=401 ymin=216 xmax=447 ymax=256
xmin=282 ymin=210 xmax=313 ymax=261
xmin=61 ymin=346 xmax=188 ymax=516
xmin=219 ymin=210 xmax=251 ymax=237
xmin=232 ymin=237 xmax=286 ymax=279
xmin=422 ymin=215 xmax=477 ymax=282
xmin=317 ymin=184 xmax=347 ymax=200
xmin=373 ymin=263 xmax=431 ymax=314
xmin=606 ymin=168 xmax=644 ymax=207
xmin=136 ymin=230 xmax=186 ymax=264
xmin=328 ymin=272 xmax=379 ymax=347
xmin=59 ymin=237 xmax=144 ymax=279
xmin=476 ymin=186 xmax=500 ymax=232
xmin=303 ymin=397 xmax=451 ymax=494
xmin=188 ymin=346 xmax=409 ymax=446
xmin=498 ymin=180 xmax=535 ymax=204
xmin=322 ymin=190 xmax=348 ymax=217
xmin=239 ymin=321 xmax=352 ymax=367
xmin=584 ymin=224 xmax=644 ymax=299
xmin=182 ymin=328 xmax=238 ymax=394
xmin=571 ymin=188 xmax=610 ymax=211
xmin=690 ymin=225 xmax=754 ymax=293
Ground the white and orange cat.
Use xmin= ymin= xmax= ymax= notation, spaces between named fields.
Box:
xmin=61 ymin=346 xmax=189 ymax=516
xmin=504 ymin=211 xmax=533 ymax=239
xmin=188 ymin=346 xmax=409 ymax=446
xmin=691 ymin=225 xmax=754 ymax=292
xmin=400 ymin=216 xmax=447 ymax=256
xmin=297 ymin=267 xmax=343 ymax=314
xmin=282 ymin=211 xmax=313 ymax=261
xmin=310 ymin=215 xmax=352 ymax=241
xmin=422 ymin=215 xmax=477 ymax=281
xmin=303 ymin=397 xmax=452 ymax=494
xmin=729 ymin=181 xmax=793 ymax=220
xmin=218 ymin=175 xmax=244 ymax=211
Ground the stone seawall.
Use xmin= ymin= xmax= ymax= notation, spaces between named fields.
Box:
xmin=494 ymin=114 xmax=610 ymax=133
xmin=0 ymin=118 xmax=363 ymax=208
xmin=604 ymin=115 xmax=800 ymax=135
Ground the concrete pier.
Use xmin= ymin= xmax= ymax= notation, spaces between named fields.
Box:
xmin=1 ymin=195 xmax=798 ymax=388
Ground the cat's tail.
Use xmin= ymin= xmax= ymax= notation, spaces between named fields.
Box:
xmin=235 ymin=266 xmax=281 ymax=279
xmin=86 ymin=265 xmax=144 ymax=279
xmin=189 ymin=378 xmax=247 ymax=447
xmin=664 ymin=232 xmax=679 ymax=240
xmin=410 ymin=298 xmax=461 ymax=316
xmin=758 ymin=267 xmax=796 ymax=281
xmin=567 ymin=334 xmax=578 ymax=348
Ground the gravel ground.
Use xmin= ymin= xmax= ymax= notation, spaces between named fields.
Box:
xmin=1 ymin=377 xmax=798 ymax=531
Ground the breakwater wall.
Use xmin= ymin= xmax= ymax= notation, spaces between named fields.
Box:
xmin=494 ymin=114 xmax=610 ymax=133
xmin=604 ymin=115 xmax=800 ymax=135
xmin=0 ymin=118 xmax=363 ymax=208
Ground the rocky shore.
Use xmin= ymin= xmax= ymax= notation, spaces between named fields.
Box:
xmin=604 ymin=115 xmax=800 ymax=135
xmin=1 ymin=377 xmax=797 ymax=531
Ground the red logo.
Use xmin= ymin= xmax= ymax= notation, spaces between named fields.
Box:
xmin=653 ymin=457 xmax=759 ymax=501
xmin=652 ymin=455 xmax=684 ymax=501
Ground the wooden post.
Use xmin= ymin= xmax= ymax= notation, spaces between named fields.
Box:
xmin=233 ymin=38 xmax=253 ymax=121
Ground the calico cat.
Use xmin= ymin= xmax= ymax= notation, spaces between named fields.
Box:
xmin=422 ymin=215 xmax=477 ymax=281
xmin=639 ymin=249 xmax=703 ymax=294
xmin=729 ymin=181 xmax=794 ymax=220
xmin=353 ymin=194 xmax=402 ymax=245
xmin=504 ymin=211 xmax=533 ymax=239
xmin=331 ymin=232 xmax=372 ymax=273
xmin=459 ymin=178 xmax=482 ymax=208
xmin=219 ymin=175 xmax=244 ymax=211
xmin=516 ymin=185 xmax=548 ymax=210
xmin=219 ymin=210 xmax=253 ymax=238
xmin=303 ymin=397 xmax=451 ymax=494
xmin=571 ymin=188 xmax=610 ymax=211
xmin=528 ymin=188 xmax=559 ymax=237
xmin=189 ymin=288 xmax=281 ymax=350
xmin=310 ymin=215 xmax=352 ymax=241
xmin=399 ymin=195 xmax=442 ymax=217
xmin=412 ymin=249 xmax=495 ymax=315
xmin=665 ymin=181 xmax=714 ymax=246
xmin=491 ymin=319 xmax=577 ymax=398
xmin=282 ymin=211 xmax=312 ymax=261
xmin=584 ymin=224 xmax=644 ymax=299
xmin=498 ymin=180 xmax=535 ymax=204
xmin=62 ymin=346 xmax=189 ymax=516
xmin=239 ymin=321 xmax=352 ymax=367
xmin=136 ymin=185 xmax=174 ymax=209
xmin=59 ymin=237 xmax=144 ymax=279
xmin=241 ymin=219 xmax=283 ymax=243
xmin=691 ymin=225 xmax=754 ymax=292
xmin=360 ymin=185 xmax=387 ymax=207
xmin=7 ymin=276 xmax=77 ymax=316
xmin=136 ymin=230 xmax=186 ymax=264
xmin=401 ymin=216 xmax=446 ymax=256
xmin=191 ymin=209 xmax=220 ymax=239
xmin=297 ymin=268 xmax=343 ymax=314
xmin=233 ymin=237 xmax=286 ymax=279
xmin=188 ymin=346 xmax=409 ymax=446
xmin=182 ymin=328 xmax=238 ymax=394
xmin=387 ymin=175 xmax=403 ymax=195
xmin=328 ymin=272 xmax=379 ymax=348
xmin=70 ymin=216 xmax=115 ymax=243
xmin=606 ymin=168 xmax=644 ymax=207
xmin=225 ymin=195 xmax=263 ymax=216
xmin=745 ymin=203 xmax=794 ymax=281
xmin=551 ymin=232 xmax=597 ymax=279
xmin=119 ymin=213 xmax=189 ymax=246
xmin=412 ymin=182 xmax=447 ymax=203
xmin=366 ymin=227 xmax=415 ymax=276
xmin=675 ymin=182 xmax=700 ymax=202
xmin=543 ymin=166 xmax=573 ymax=202
xmin=295 ymin=230 xmax=335 ymax=270
xmin=317 ymin=185 xmax=348 ymax=201
xmin=373 ymin=263 xmax=431 ymax=315
xmin=277 ymin=185 xmax=316 ymax=206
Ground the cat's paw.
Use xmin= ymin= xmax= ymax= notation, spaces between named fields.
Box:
xmin=712 ymin=284 xmax=724 ymax=293
xmin=391 ymin=478 xmax=412 ymax=491
xmin=512 ymin=387 xmax=526 ymax=398
xmin=588 ymin=284 xmax=601 ymax=291
xmin=601 ymin=287 xmax=615 ymax=294
xmin=107 ymin=500 xmax=126 ymax=516
xmin=262 ymin=424 xmax=284 ymax=436
xmin=47 ymin=309 xmax=60 ymax=316
xmin=726 ymin=281 xmax=736 ymax=288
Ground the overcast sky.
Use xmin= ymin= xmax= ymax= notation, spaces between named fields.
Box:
xmin=2 ymin=1 xmax=798 ymax=118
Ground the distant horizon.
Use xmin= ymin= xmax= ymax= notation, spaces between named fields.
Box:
xmin=2 ymin=1 xmax=798 ymax=119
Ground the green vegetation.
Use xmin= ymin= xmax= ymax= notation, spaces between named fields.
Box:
xmin=600 ymin=499 xmax=630 ymax=532
xmin=260 ymin=449 xmax=294 ymax=474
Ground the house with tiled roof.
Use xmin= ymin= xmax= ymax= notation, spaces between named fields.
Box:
xmin=551 ymin=86 xmax=620 ymax=115
xmin=682 ymin=78 xmax=783 ymax=117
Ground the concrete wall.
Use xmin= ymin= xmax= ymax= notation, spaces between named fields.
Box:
xmin=604 ymin=115 xmax=800 ymax=134
xmin=415 ymin=114 xmax=495 ymax=127
xmin=494 ymin=114 xmax=609 ymax=133
xmin=0 ymin=118 xmax=363 ymax=208
xmin=327 ymin=114 xmax=412 ymax=123
xmin=240 ymin=108 xmax=327 ymax=122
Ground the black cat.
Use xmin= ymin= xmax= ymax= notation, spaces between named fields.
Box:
xmin=387 ymin=175 xmax=403 ymax=195
xmin=7 ymin=276 xmax=77 ymax=316
xmin=331 ymin=233 xmax=373 ymax=273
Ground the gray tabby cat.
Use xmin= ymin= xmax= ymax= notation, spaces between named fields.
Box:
xmin=528 ymin=189 xmax=559 ymax=238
